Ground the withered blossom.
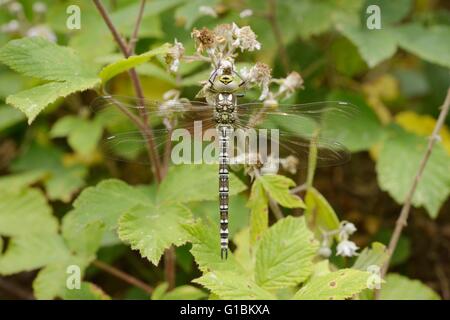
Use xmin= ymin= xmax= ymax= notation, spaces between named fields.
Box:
xmin=276 ymin=71 xmax=304 ymax=98
xmin=165 ymin=39 xmax=185 ymax=73
xmin=191 ymin=27 xmax=216 ymax=53
xmin=231 ymin=23 xmax=261 ymax=52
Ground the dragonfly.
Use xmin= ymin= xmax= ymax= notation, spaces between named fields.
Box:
xmin=92 ymin=62 xmax=358 ymax=259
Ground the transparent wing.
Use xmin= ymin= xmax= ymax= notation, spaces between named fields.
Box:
xmin=92 ymin=96 xmax=358 ymax=169
xmin=91 ymin=95 xmax=217 ymax=165
xmin=229 ymin=101 xmax=359 ymax=169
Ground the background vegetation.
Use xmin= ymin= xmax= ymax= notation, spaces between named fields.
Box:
xmin=0 ymin=0 xmax=449 ymax=300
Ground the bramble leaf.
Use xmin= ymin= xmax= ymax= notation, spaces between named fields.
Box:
xmin=99 ymin=44 xmax=171 ymax=83
xmin=293 ymin=269 xmax=370 ymax=300
xmin=304 ymin=187 xmax=340 ymax=232
xmin=248 ymin=179 xmax=269 ymax=245
xmin=0 ymin=37 xmax=100 ymax=123
xmin=62 ymin=282 xmax=111 ymax=300
xmin=157 ymin=165 xmax=247 ymax=204
xmin=380 ymin=274 xmax=440 ymax=300
xmin=257 ymin=175 xmax=305 ymax=208
xmin=118 ymin=203 xmax=193 ymax=265
xmin=376 ymin=126 xmax=450 ymax=218
xmin=255 ymin=216 xmax=318 ymax=290
xmin=194 ymin=271 xmax=277 ymax=300
xmin=0 ymin=189 xmax=58 ymax=237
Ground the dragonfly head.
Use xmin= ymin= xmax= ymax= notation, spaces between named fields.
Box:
xmin=212 ymin=74 xmax=239 ymax=93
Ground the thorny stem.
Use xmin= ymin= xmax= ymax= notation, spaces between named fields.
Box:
xmin=266 ymin=0 xmax=290 ymax=73
xmin=93 ymin=0 xmax=162 ymax=183
xmin=377 ymin=88 xmax=450 ymax=295
xmin=93 ymin=260 xmax=154 ymax=294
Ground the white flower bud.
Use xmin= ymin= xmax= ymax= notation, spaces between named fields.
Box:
xmin=318 ymin=246 xmax=332 ymax=258
xmin=1 ymin=20 xmax=20 ymax=33
xmin=336 ymin=240 xmax=359 ymax=257
xmin=199 ymin=6 xmax=218 ymax=18
xmin=26 ymin=25 xmax=57 ymax=42
xmin=239 ymin=9 xmax=253 ymax=18
xmin=33 ymin=2 xmax=47 ymax=14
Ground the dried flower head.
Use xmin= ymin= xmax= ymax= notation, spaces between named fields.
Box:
xmin=242 ymin=62 xmax=272 ymax=100
xmin=277 ymin=71 xmax=304 ymax=98
xmin=165 ymin=39 xmax=185 ymax=73
xmin=191 ymin=27 xmax=215 ymax=53
xmin=232 ymin=23 xmax=261 ymax=52
xmin=213 ymin=23 xmax=234 ymax=46
xmin=280 ymin=155 xmax=299 ymax=174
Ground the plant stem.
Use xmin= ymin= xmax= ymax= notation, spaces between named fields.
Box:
xmin=93 ymin=260 xmax=154 ymax=295
xmin=266 ymin=0 xmax=290 ymax=73
xmin=164 ymin=247 xmax=176 ymax=290
xmin=128 ymin=0 xmax=146 ymax=55
xmin=93 ymin=0 xmax=162 ymax=183
xmin=379 ymin=87 xmax=450 ymax=282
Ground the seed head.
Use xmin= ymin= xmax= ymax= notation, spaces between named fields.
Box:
xmin=191 ymin=27 xmax=216 ymax=53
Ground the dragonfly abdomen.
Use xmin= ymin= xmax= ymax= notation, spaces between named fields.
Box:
xmin=218 ymin=125 xmax=231 ymax=259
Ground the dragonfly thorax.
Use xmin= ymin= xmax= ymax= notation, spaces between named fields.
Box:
xmin=214 ymin=92 xmax=236 ymax=125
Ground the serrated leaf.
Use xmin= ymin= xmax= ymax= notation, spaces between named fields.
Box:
xmin=339 ymin=24 xmax=397 ymax=68
xmin=0 ymin=37 xmax=97 ymax=82
xmin=194 ymin=271 xmax=276 ymax=300
xmin=62 ymin=212 xmax=104 ymax=257
xmin=248 ymin=179 xmax=269 ymax=245
xmin=0 ymin=188 xmax=58 ymax=237
xmin=62 ymin=282 xmax=111 ymax=300
xmin=0 ymin=37 xmax=100 ymax=123
xmin=32 ymin=257 xmax=91 ymax=300
xmin=293 ymin=269 xmax=370 ymax=300
xmin=395 ymin=24 xmax=450 ymax=69
xmin=157 ymin=165 xmax=247 ymax=204
xmin=152 ymin=283 xmax=207 ymax=300
xmin=99 ymin=44 xmax=171 ymax=83
xmin=376 ymin=126 xmax=450 ymax=218
xmin=380 ymin=273 xmax=441 ymax=300
xmin=304 ymin=187 xmax=340 ymax=232
xmin=71 ymin=179 xmax=152 ymax=230
xmin=352 ymin=242 xmax=388 ymax=271
xmin=233 ymin=228 xmax=254 ymax=274
xmin=258 ymin=175 xmax=305 ymax=209
xmin=0 ymin=170 xmax=47 ymax=192
xmin=182 ymin=220 xmax=244 ymax=274
xmin=0 ymin=234 xmax=70 ymax=275
xmin=255 ymin=216 xmax=318 ymax=290
xmin=380 ymin=274 xmax=440 ymax=300
xmin=51 ymin=116 xmax=103 ymax=156
xmin=118 ymin=203 xmax=192 ymax=265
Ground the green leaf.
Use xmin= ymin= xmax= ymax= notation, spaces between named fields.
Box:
xmin=255 ymin=216 xmax=318 ymax=290
xmin=11 ymin=143 xmax=88 ymax=202
xmin=233 ymin=228 xmax=254 ymax=274
xmin=0 ymin=37 xmax=97 ymax=82
xmin=304 ymin=187 xmax=340 ymax=232
xmin=32 ymin=257 xmax=91 ymax=300
xmin=0 ymin=189 xmax=58 ymax=237
xmin=99 ymin=44 xmax=171 ymax=83
xmin=376 ymin=126 xmax=450 ymax=218
xmin=152 ymin=283 xmax=207 ymax=300
xmin=361 ymin=0 xmax=412 ymax=26
xmin=70 ymin=179 xmax=153 ymax=230
xmin=157 ymin=165 xmax=247 ymax=204
xmin=118 ymin=203 xmax=193 ymax=265
xmin=248 ymin=180 xmax=269 ymax=245
xmin=175 ymin=0 xmax=219 ymax=29
xmin=258 ymin=175 xmax=305 ymax=208
xmin=395 ymin=24 xmax=450 ymax=69
xmin=0 ymin=37 xmax=100 ymax=123
xmin=0 ymin=170 xmax=47 ymax=192
xmin=338 ymin=24 xmax=397 ymax=68
xmin=194 ymin=271 xmax=277 ymax=300
xmin=0 ymin=104 xmax=25 ymax=131
xmin=183 ymin=220 xmax=244 ymax=274
xmin=0 ymin=234 xmax=70 ymax=275
xmin=51 ymin=116 xmax=103 ymax=156
xmin=62 ymin=282 xmax=111 ymax=300
xmin=6 ymin=79 xmax=100 ymax=124
xmin=62 ymin=212 xmax=105 ymax=257
xmin=352 ymin=242 xmax=388 ymax=270
xmin=380 ymin=274 xmax=440 ymax=300
xmin=323 ymin=91 xmax=384 ymax=152
xmin=293 ymin=269 xmax=371 ymax=300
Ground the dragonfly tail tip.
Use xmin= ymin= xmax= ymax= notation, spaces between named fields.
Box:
xmin=221 ymin=248 xmax=228 ymax=260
